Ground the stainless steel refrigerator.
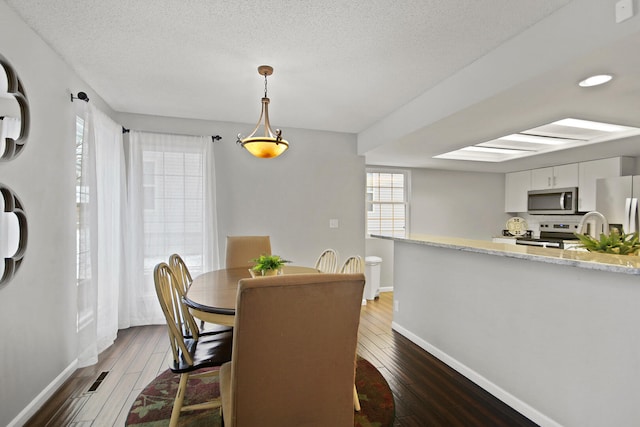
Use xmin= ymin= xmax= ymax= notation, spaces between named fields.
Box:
xmin=596 ymin=176 xmax=640 ymax=233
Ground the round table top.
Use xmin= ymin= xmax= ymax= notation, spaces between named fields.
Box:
xmin=184 ymin=266 xmax=319 ymax=315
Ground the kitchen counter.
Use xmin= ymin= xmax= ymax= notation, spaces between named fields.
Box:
xmin=375 ymin=233 xmax=640 ymax=427
xmin=372 ymin=233 xmax=640 ymax=275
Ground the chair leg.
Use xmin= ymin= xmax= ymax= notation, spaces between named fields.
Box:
xmin=170 ymin=373 xmax=189 ymax=427
xmin=353 ymin=384 xmax=361 ymax=411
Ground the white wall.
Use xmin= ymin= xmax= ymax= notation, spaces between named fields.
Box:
xmin=1 ymin=2 xmax=91 ymax=424
xmin=410 ymin=168 xmax=508 ymax=240
xmin=119 ymin=113 xmax=366 ymax=269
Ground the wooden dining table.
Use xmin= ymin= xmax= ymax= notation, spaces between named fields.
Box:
xmin=184 ymin=265 xmax=320 ymax=326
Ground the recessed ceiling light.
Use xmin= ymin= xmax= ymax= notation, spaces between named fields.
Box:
xmin=499 ymin=134 xmax=567 ymax=145
xmin=460 ymin=146 xmax=522 ymax=154
xmin=552 ymin=118 xmax=626 ymax=132
xmin=434 ymin=117 xmax=640 ymax=163
xmin=578 ymin=74 xmax=613 ymax=87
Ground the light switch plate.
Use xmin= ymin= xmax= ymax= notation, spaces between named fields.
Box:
xmin=615 ymin=0 xmax=634 ymax=23
xmin=329 ymin=219 xmax=339 ymax=228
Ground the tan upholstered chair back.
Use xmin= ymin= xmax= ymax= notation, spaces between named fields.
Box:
xmin=221 ymin=273 xmax=365 ymax=427
xmin=225 ymin=236 xmax=271 ymax=269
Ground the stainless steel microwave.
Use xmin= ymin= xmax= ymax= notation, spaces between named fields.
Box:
xmin=527 ymin=187 xmax=578 ymax=215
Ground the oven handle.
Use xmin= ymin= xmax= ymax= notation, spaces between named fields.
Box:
xmin=516 ymin=240 xmax=561 ymax=248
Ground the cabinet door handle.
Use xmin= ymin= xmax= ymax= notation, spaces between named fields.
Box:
xmin=548 ymin=177 xmax=551 ymax=187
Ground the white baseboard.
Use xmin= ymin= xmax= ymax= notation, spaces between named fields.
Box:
xmin=391 ymin=322 xmax=563 ymax=427
xmin=378 ymin=286 xmax=393 ymax=293
xmin=8 ymin=359 xmax=78 ymax=427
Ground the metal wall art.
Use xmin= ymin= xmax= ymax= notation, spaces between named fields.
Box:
xmin=0 ymin=53 xmax=29 ymax=287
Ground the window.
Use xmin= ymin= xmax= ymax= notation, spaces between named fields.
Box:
xmin=139 ymin=141 xmax=207 ymax=278
xmin=366 ymin=170 xmax=409 ymax=237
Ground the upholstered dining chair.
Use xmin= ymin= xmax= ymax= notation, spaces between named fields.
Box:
xmin=338 ymin=255 xmax=366 ymax=411
xmin=219 ymin=273 xmax=365 ymax=427
xmin=154 ymin=262 xmax=233 ymax=427
xmin=314 ymin=248 xmax=339 ymax=273
xmin=339 ymin=255 xmax=364 ymax=274
xmin=168 ymin=253 xmax=232 ymax=334
xmin=225 ymin=235 xmax=271 ymax=269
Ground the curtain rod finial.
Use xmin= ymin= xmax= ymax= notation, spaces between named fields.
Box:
xmin=71 ymin=91 xmax=89 ymax=102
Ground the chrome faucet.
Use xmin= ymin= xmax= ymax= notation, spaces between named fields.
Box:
xmin=577 ymin=211 xmax=609 ymax=238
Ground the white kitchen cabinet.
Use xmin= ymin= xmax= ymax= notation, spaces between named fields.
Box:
xmin=530 ymin=163 xmax=578 ymax=190
xmin=504 ymin=170 xmax=531 ymax=212
xmin=578 ymin=157 xmax=635 ymax=212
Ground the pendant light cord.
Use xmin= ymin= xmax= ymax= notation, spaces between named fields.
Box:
xmin=264 ymin=72 xmax=269 ymax=98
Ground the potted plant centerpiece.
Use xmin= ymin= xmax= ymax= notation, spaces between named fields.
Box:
xmin=251 ymin=254 xmax=291 ymax=276
xmin=574 ymin=230 xmax=640 ymax=255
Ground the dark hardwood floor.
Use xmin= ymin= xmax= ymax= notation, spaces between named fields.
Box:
xmin=27 ymin=292 xmax=538 ymax=426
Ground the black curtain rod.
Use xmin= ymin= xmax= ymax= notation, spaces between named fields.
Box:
xmin=122 ymin=127 xmax=221 ymax=143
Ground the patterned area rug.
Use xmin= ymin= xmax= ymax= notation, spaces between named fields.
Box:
xmin=127 ymin=356 xmax=394 ymax=426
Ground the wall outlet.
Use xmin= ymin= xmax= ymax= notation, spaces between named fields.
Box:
xmin=394 ymin=300 xmax=399 ymax=312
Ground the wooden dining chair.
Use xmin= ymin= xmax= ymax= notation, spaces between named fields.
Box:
xmin=225 ymin=235 xmax=271 ymax=268
xmin=339 ymin=255 xmax=364 ymax=274
xmin=154 ymin=262 xmax=233 ymax=427
xmin=219 ymin=273 xmax=365 ymax=426
xmin=168 ymin=253 xmax=193 ymax=295
xmin=168 ymin=253 xmax=232 ymax=334
xmin=314 ymin=248 xmax=339 ymax=273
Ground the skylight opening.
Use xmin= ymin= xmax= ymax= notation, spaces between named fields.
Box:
xmin=434 ymin=118 xmax=640 ymax=163
xmin=552 ymin=118 xmax=627 ymax=133
xmin=498 ymin=134 xmax=569 ymax=145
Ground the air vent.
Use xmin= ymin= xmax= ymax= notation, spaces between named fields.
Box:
xmin=88 ymin=371 xmax=109 ymax=392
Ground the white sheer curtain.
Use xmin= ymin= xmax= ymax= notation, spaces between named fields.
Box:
xmin=76 ymin=104 xmax=126 ymax=367
xmin=121 ymin=131 xmax=220 ymax=328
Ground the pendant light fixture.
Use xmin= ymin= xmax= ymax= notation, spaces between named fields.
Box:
xmin=237 ymin=65 xmax=289 ymax=158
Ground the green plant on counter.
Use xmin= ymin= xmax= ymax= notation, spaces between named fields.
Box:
xmin=251 ymin=254 xmax=291 ymax=272
xmin=574 ymin=231 xmax=640 ymax=255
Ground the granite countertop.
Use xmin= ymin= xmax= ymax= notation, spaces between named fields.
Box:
xmin=372 ymin=234 xmax=640 ymax=275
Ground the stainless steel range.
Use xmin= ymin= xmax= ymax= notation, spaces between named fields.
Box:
xmin=516 ymin=221 xmax=581 ymax=249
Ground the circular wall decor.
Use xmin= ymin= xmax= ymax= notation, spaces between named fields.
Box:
xmin=0 ymin=184 xmax=27 ymax=287
xmin=506 ymin=217 xmax=528 ymax=236
xmin=0 ymin=53 xmax=30 ymax=160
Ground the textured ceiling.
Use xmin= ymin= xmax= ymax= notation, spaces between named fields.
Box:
xmin=5 ymin=0 xmax=570 ymax=134
xmin=6 ymin=0 xmax=640 ymax=172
